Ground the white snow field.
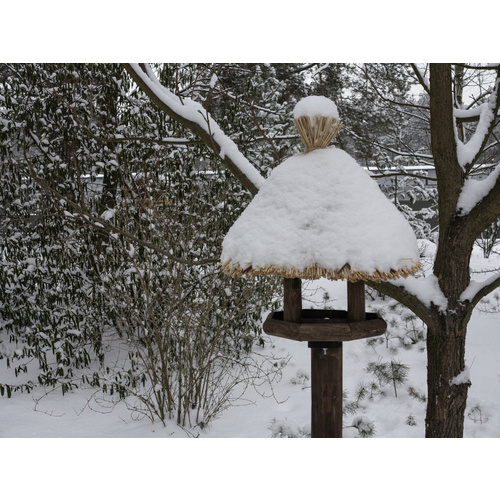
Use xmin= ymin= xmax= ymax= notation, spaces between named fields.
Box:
xmin=1 ymin=243 xmax=499 ymax=440
xmin=1 ymin=242 xmax=498 ymax=500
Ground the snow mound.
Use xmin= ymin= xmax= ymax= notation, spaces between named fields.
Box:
xmin=293 ymin=96 xmax=339 ymax=119
xmin=221 ymin=147 xmax=421 ymax=281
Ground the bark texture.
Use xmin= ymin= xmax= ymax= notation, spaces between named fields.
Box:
xmin=425 ymin=315 xmax=470 ymax=437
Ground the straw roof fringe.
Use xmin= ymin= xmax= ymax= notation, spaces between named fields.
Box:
xmin=221 ymin=259 xmax=422 ymax=283
xmin=294 ymin=115 xmax=343 ymax=152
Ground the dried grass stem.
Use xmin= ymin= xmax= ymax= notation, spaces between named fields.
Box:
xmin=294 ymin=115 xmax=343 ymax=152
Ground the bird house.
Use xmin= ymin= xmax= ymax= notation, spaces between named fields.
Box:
xmin=221 ymin=96 xmax=421 ymax=437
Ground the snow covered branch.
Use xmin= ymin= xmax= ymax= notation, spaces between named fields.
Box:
xmin=460 ymin=272 xmax=500 ymax=309
xmin=454 ymin=106 xmax=499 ymax=123
xmin=122 ymin=63 xmax=265 ymax=195
xmin=368 ymin=276 xmax=440 ymax=326
xmin=457 ymin=163 xmax=500 ymax=216
xmin=456 ymin=160 xmax=500 ymax=239
xmin=455 ymin=70 xmax=500 ymax=170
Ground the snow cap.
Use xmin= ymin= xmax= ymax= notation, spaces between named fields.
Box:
xmin=293 ymin=96 xmax=342 ymax=152
xmin=293 ymin=96 xmax=340 ymax=119
xmin=221 ymin=101 xmax=421 ymax=283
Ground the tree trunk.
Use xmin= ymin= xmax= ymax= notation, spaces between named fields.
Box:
xmin=425 ymin=222 xmax=473 ymax=437
xmin=425 ymin=65 xmax=474 ymax=438
xmin=425 ymin=313 xmax=471 ymax=437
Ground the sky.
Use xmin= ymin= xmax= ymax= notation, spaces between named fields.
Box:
xmin=3 ymin=2 xmax=499 ymax=63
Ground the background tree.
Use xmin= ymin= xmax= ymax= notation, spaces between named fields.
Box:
xmin=308 ymin=64 xmax=438 ymax=239
xmin=0 ymin=63 xmax=286 ymax=423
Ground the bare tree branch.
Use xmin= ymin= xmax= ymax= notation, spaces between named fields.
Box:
xmin=454 ymin=63 xmax=500 ymax=71
xmin=347 ymin=129 xmax=434 ymax=163
xmin=370 ymin=170 xmax=437 ymax=182
xmin=411 ymin=63 xmax=430 ymax=95
xmin=359 ymin=64 xmax=429 ymax=111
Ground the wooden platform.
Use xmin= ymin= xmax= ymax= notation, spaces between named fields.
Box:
xmin=263 ymin=309 xmax=386 ymax=343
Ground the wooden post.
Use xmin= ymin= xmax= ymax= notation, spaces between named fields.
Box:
xmin=308 ymin=281 xmax=366 ymax=438
xmin=347 ymin=280 xmax=365 ymax=322
xmin=284 ymin=277 xmax=302 ymax=323
xmin=309 ymin=341 xmax=343 ymax=438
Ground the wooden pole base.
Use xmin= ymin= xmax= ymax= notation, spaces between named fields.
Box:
xmin=308 ymin=341 xmax=343 ymax=438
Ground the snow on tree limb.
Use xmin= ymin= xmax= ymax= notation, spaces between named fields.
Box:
xmin=122 ymin=63 xmax=265 ymax=195
xmin=460 ymin=272 xmax=500 ymax=308
xmin=393 ymin=274 xmax=448 ymax=312
xmin=455 ymin=72 xmax=500 ymax=170
xmin=368 ymin=276 xmax=439 ymax=326
xmin=454 ymin=106 xmax=499 ymax=122
xmin=457 ymin=163 xmax=500 ymax=215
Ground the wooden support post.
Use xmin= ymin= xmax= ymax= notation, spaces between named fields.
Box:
xmin=307 ymin=281 xmax=366 ymax=438
xmin=347 ymin=280 xmax=365 ymax=322
xmin=309 ymin=341 xmax=343 ymax=438
xmin=284 ymin=277 xmax=302 ymax=323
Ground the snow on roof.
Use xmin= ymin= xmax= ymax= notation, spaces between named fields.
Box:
xmin=221 ymin=146 xmax=421 ymax=282
xmin=293 ymin=96 xmax=339 ymax=119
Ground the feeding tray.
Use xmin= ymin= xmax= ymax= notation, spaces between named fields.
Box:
xmin=263 ymin=309 xmax=387 ymax=343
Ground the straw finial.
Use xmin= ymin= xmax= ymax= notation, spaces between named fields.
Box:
xmin=293 ymin=96 xmax=343 ymax=152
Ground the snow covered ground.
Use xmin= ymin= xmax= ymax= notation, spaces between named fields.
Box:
xmin=1 ymin=244 xmax=498 ymax=498
xmin=3 ymin=246 xmax=499 ymax=439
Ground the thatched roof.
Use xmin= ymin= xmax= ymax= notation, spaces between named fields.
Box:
xmin=221 ymin=97 xmax=421 ymax=283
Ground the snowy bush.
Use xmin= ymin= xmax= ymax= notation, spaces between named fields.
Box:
xmin=350 ymin=416 xmax=375 ymax=437
xmin=291 ymin=368 xmax=310 ymax=386
xmin=0 ymin=64 xmax=284 ymax=426
xmin=269 ymin=418 xmax=310 ymax=438
xmin=467 ymin=402 xmax=489 ymax=424
xmin=406 ymin=414 xmax=417 ymax=426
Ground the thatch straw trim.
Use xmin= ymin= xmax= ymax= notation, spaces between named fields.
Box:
xmin=221 ymin=259 xmax=421 ymax=283
xmin=294 ymin=115 xmax=343 ymax=152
